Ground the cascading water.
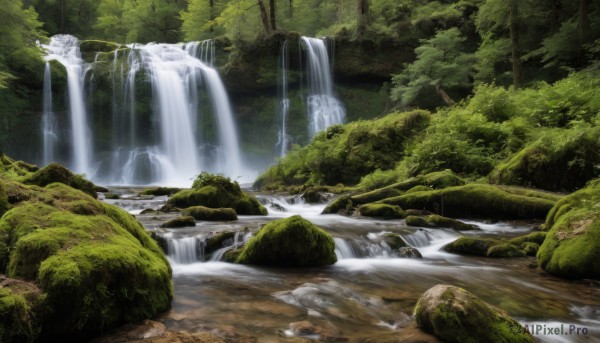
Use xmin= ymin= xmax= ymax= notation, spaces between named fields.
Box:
xmin=41 ymin=62 xmax=57 ymax=166
xmin=301 ymin=37 xmax=346 ymax=137
xmin=43 ymin=35 xmax=93 ymax=176
xmin=275 ymin=41 xmax=291 ymax=158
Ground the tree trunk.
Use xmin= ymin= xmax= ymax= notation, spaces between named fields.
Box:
xmin=579 ymin=0 xmax=591 ymax=41
xmin=356 ymin=0 xmax=369 ymax=37
xmin=257 ymin=0 xmax=272 ymax=35
xmin=269 ymin=0 xmax=276 ymax=31
xmin=435 ymin=85 xmax=456 ymax=106
xmin=509 ymin=0 xmax=523 ymax=89
xmin=288 ymin=0 xmax=293 ymax=18
xmin=549 ymin=0 xmax=559 ymax=33
xmin=209 ymin=0 xmax=215 ymax=33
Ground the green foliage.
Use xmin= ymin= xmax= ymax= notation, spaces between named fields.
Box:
xmin=391 ymin=28 xmax=476 ymax=106
xmin=236 ymin=215 xmax=336 ymax=267
xmin=254 ymin=110 xmax=431 ymax=189
xmin=538 ymin=179 xmax=600 ymax=279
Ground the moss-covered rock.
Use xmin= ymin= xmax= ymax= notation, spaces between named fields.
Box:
xmin=358 ymin=204 xmax=406 ymax=219
xmin=381 ymin=184 xmax=555 ymax=220
xmin=160 ymin=216 xmax=196 ymax=228
xmin=381 ymin=233 xmax=408 ymax=250
xmin=205 ymin=231 xmax=236 ymax=257
xmin=103 ymin=193 xmax=120 ymax=200
xmin=139 ymin=187 xmax=181 ymax=196
xmin=0 ymin=179 xmax=172 ymax=341
xmin=236 ymin=216 xmax=336 ymax=267
xmin=537 ymin=180 xmax=600 ymax=279
xmin=302 ymin=188 xmax=323 ymax=204
xmin=521 ymin=242 xmax=540 ymax=256
xmin=0 ymin=277 xmax=43 ymax=343
xmin=508 ymin=231 xmax=547 ymax=246
xmin=182 ymin=206 xmax=237 ymax=221
xmin=444 ymin=237 xmax=501 ymax=256
xmin=222 ymin=247 xmax=243 ymax=263
xmin=407 ymin=185 xmax=432 ymax=193
xmin=23 ymin=163 xmax=98 ymax=199
xmin=406 ymin=215 xmax=479 ymax=231
xmin=487 ymin=243 xmax=527 ymax=258
xmin=322 ymin=195 xmax=353 ymax=215
xmin=79 ymin=40 xmax=120 ymax=53
xmin=414 ymin=284 xmax=533 ymax=343
xmin=0 ymin=181 xmax=8 ymax=217
xmin=489 ymin=128 xmax=600 ymax=192
xmin=167 ymin=173 xmax=267 ymax=215
xmin=398 ymin=246 xmax=423 ymax=258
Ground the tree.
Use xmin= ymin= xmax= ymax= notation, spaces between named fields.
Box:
xmin=256 ymin=0 xmax=272 ymax=35
xmin=356 ymin=0 xmax=369 ymax=37
xmin=391 ymin=28 xmax=476 ymax=107
xmin=269 ymin=0 xmax=276 ymax=31
xmin=181 ymin=0 xmax=228 ymax=40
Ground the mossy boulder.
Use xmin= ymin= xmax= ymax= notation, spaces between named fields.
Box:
xmin=139 ymin=187 xmax=181 ymax=196
xmin=0 ymin=181 xmax=8 ymax=217
xmin=236 ymin=216 xmax=336 ymax=267
xmin=23 ymin=163 xmax=98 ymax=199
xmin=487 ymin=243 xmax=527 ymax=258
xmin=380 ymin=184 xmax=555 ymax=220
xmin=0 ymin=277 xmax=43 ymax=343
xmin=406 ymin=215 xmax=479 ymax=231
xmin=381 ymin=233 xmax=408 ymax=250
xmin=0 ymin=180 xmax=172 ymax=341
xmin=414 ymin=284 xmax=533 ymax=343
xmin=444 ymin=237 xmax=501 ymax=256
xmin=407 ymin=185 xmax=432 ymax=193
xmin=79 ymin=40 xmax=120 ymax=53
xmin=167 ymin=173 xmax=267 ymax=215
xmin=358 ymin=204 xmax=406 ymax=219
xmin=322 ymin=195 xmax=353 ymax=215
xmin=103 ymin=193 xmax=120 ymax=200
xmin=508 ymin=231 xmax=547 ymax=246
xmin=537 ymin=180 xmax=600 ymax=279
xmin=302 ymin=188 xmax=323 ymax=204
xmin=182 ymin=206 xmax=238 ymax=221
xmin=160 ymin=216 xmax=196 ymax=228
xmin=489 ymin=128 xmax=600 ymax=192
xmin=521 ymin=242 xmax=540 ymax=256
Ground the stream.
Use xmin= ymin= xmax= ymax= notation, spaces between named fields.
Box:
xmin=103 ymin=190 xmax=600 ymax=342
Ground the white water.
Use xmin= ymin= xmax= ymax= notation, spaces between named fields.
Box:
xmin=275 ymin=41 xmax=291 ymax=157
xmin=41 ymin=62 xmax=57 ymax=165
xmin=43 ymin=35 xmax=92 ymax=175
xmin=301 ymin=37 xmax=346 ymax=137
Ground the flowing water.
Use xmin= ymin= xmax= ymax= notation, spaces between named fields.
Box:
xmin=301 ymin=37 xmax=346 ymax=137
xmin=275 ymin=40 xmax=291 ymax=158
xmin=43 ymin=35 xmax=93 ymax=176
xmin=105 ymin=191 xmax=600 ymax=342
xmin=41 ymin=62 xmax=57 ymax=166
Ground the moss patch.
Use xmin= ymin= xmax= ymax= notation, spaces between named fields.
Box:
xmin=160 ymin=216 xmax=196 ymax=228
xmin=182 ymin=206 xmax=237 ymax=221
xmin=406 ymin=214 xmax=479 ymax=231
xmin=415 ymin=284 xmax=534 ymax=343
xmin=236 ymin=216 xmax=336 ymax=267
xmin=358 ymin=204 xmax=406 ymax=219
xmin=537 ymin=179 xmax=600 ymax=279
xmin=23 ymin=163 xmax=98 ymax=199
xmin=0 ymin=178 xmax=172 ymax=341
xmin=139 ymin=187 xmax=181 ymax=196
xmin=380 ymin=184 xmax=555 ymax=220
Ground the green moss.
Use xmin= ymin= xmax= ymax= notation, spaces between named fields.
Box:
xmin=537 ymin=179 xmax=600 ymax=279
xmin=182 ymin=206 xmax=237 ymax=221
xmin=381 ymin=184 xmax=555 ymax=220
xmin=495 ymin=185 xmax=563 ymax=202
xmin=382 ymin=233 xmax=407 ymax=250
xmin=0 ymin=181 xmax=8 ymax=217
xmin=415 ymin=284 xmax=534 ymax=343
xmin=489 ymin=128 xmax=600 ymax=192
xmin=236 ymin=215 xmax=336 ymax=267
xmin=222 ymin=247 xmax=243 ymax=263
xmin=487 ymin=243 xmax=527 ymax=258
xmin=205 ymin=232 xmax=236 ymax=257
xmin=168 ymin=173 xmax=267 ymax=215
xmin=444 ymin=237 xmax=501 ymax=256
xmin=139 ymin=187 xmax=181 ymax=196
xmin=508 ymin=232 xmax=547 ymax=246
xmin=358 ymin=204 xmax=406 ymax=219
xmin=407 ymin=185 xmax=431 ymax=193
xmin=406 ymin=215 xmax=479 ymax=231
xmin=521 ymin=242 xmax=539 ymax=256
xmin=0 ymin=178 xmax=172 ymax=340
xmin=23 ymin=163 xmax=98 ymax=199
xmin=103 ymin=193 xmax=119 ymax=200
xmin=302 ymin=188 xmax=322 ymax=203
xmin=79 ymin=40 xmax=120 ymax=53
xmin=0 ymin=284 xmax=42 ymax=343
xmin=321 ymin=195 xmax=353 ymax=215
xmin=160 ymin=216 xmax=196 ymax=228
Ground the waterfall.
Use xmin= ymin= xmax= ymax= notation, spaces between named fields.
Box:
xmin=42 ymin=62 xmax=57 ymax=166
xmin=275 ymin=40 xmax=291 ymax=158
xmin=43 ymin=35 xmax=93 ymax=176
xmin=167 ymin=236 xmax=201 ymax=264
xmin=301 ymin=37 xmax=346 ymax=137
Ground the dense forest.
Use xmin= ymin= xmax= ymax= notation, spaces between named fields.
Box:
xmin=1 ymin=0 xmax=600 ymax=342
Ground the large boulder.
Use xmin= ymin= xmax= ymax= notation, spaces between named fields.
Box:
xmin=406 ymin=215 xmax=479 ymax=231
xmin=23 ymin=162 xmax=98 ymax=198
xmin=445 ymin=232 xmax=546 ymax=258
xmin=0 ymin=179 xmax=172 ymax=341
xmin=537 ymin=180 xmax=600 ymax=279
xmin=380 ymin=184 xmax=555 ymax=220
xmin=358 ymin=204 xmax=406 ymax=219
xmin=167 ymin=172 xmax=267 ymax=215
xmin=236 ymin=216 xmax=336 ymax=267
xmin=182 ymin=206 xmax=238 ymax=221
xmin=414 ymin=284 xmax=533 ymax=343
